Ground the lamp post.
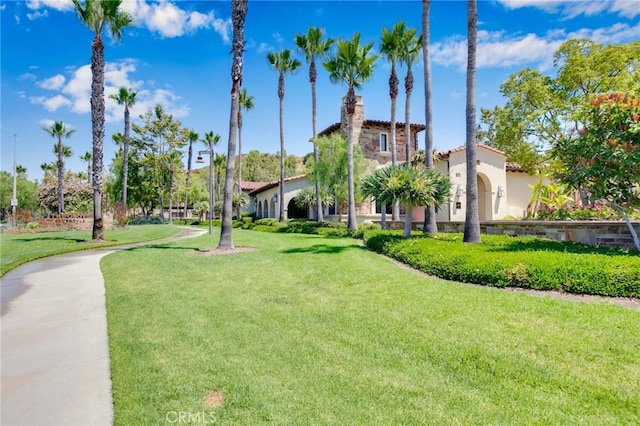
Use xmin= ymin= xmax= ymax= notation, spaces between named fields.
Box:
xmin=195 ymin=143 xmax=214 ymax=235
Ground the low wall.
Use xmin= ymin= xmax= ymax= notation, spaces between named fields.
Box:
xmin=379 ymin=220 xmax=639 ymax=250
xmin=37 ymin=214 xmax=114 ymax=231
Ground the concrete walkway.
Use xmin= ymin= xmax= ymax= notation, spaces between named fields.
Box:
xmin=1 ymin=227 xmax=206 ymax=426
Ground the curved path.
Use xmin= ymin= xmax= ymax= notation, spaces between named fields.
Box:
xmin=1 ymin=227 xmax=206 ymax=426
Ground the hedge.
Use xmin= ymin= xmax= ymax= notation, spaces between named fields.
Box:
xmin=363 ymin=231 xmax=640 ymax=298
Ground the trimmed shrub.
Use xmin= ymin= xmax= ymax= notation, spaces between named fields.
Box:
xmin=363 ymin=231 xmax=640 ymax=298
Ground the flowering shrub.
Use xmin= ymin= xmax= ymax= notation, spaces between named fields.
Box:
xmin=536 ymin=201 xmax=619 ymax=221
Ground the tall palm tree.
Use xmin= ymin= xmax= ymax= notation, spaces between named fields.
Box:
xmin=237 ymin=89 xmax=254 ymax=203
xmin=267 ymin=49 xmax=302 ymax=222
xmin=72 ymin=0 xmax=133 ymax=240
xmin=43 ymin=121 xmax=75 ymax=214
xmin=323 ymin=33 xmax=378 ymax=230
xmin=219 ymin=0 xmax=248 ymax=250
xmin=423 ymin=0 xmax=438 ymax=234
xmin=41 ymin=162 xmax=56 ymax=177
xmin=183 ymin=129 xmax=199 ymax=219
xmin=16 ymin=165 xmax=27 ymax=177
xmin=202 ymin=131 xmax=221 ymax=220
xmin=464 ymin=0 xmax=481 ymax=243
xmin=109 ymin=86 xmax=137 ymax=214
xmin=401 ymin=29 xmax=422 ymax=164
xmin=295 ymin=26 xmax=334 ymax=222
xmin=380 ymin=22 xmax=408 ymax=222
xmin=80 ymin=151 xmax=92 ymax=184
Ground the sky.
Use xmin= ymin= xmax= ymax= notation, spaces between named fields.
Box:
xmin=1 ymin=0 xmax=639 ymax=181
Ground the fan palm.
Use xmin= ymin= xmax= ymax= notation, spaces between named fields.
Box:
xmin=72 ymin=0 xmax=133 ymax=240
xmin=323 ymin=33 xmax=378 ymax=230
xmin=43 ymin=121 xmax=75 ymax=214
xmin=237 ymin=89 xmax=254 ymax=199
xmin=219 ymin=0 xmax=248 ymax=250
xmin=202 ymin=131 xmax=221 ymax=220
xmin=464 ymin=0 xmax=481 ymax=243
xmin=422 ymin=0 xmax=438 ymax=234
xmin=295 ymin=26 xmax=334 ymax=222
xmin=362 ymin=164 xmax=450 ymax=237
xmin=267 ymin=49 xmax=302 ymax=222
xmin=183 ymin=129 xmax=199 ymax=219
xmin=109 ymin=86 xmax=137 ymax=214
xmin=401 ymin=28 xmax=422 ymax=164
xmin=80 ymin=151 xmax=92 ymax=184
xmin=165 ymin=150 xmax=183 ymax=225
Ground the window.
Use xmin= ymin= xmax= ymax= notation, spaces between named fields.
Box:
xmin=380 ymin=133 xmax=388 ymax=152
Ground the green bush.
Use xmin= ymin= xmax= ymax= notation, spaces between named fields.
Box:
xmin=363 ymin=231 xmax=640 ymax=298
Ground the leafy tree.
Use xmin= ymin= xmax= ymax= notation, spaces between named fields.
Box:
xmin=0 ymin=171 xmax=39 ymax=217
xmin=552 ymin=93 xmax=640 ymax=250
xmin=219 ymin=0 xmax=248 ymax=250
xmin=324 ymin=33 xmax=378 ymax=230
xmin=109 ymin=86 xmax=137 ymax=213
xmin=464 ymin=0 xmax=480 ymax=243
xmin=43 ymin=121 xmax=75 ymax=214
xmin=422 ymin=0 xmax=438 ymax=234
xmin=200 ymin=131 xmax=220 ymax=221
xmin=237 ymin=88 xmax=254 ymax=199
xmin=39 ymin=172 xmax=92 ymax=215
xmin=362 ymin=164 xmax=450 ymax=237
xmin=294 ymin=186 xmax=334 ymax=214
xmin=242 ymin=150 xmax=281 ymax=182
xmin=73 ymin=0 xmax=134 ymax=240
xmin=309 ymin=133 xmax=368 ymax=222
xmin=296 ymin=26 xmax=334 ymax=222
xmin=267 ymin=49 xmax=302 ymax=222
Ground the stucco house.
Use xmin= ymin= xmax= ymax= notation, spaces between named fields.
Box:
xmin=247 ymin=95 xmax=541 ymax=222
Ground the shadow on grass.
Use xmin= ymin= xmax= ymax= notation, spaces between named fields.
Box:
xmin=281 ymin=243 xmax=363 ymax=255
xmin=121 ymin=242 xmax=203 ymax=253
xmin=11 ymin=236 xmax=88 ymax=243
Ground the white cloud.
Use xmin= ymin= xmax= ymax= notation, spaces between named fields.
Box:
xmin=30 ymin=94 xmax=72 ymax=111
xmin=121 ymin=0 xmax=231 ymax=42
xmin=257 ymin=42 xmax=273 ymax=54
xmin=39 ymin=119 xmax=56 ymax=127
xmin=26 ymin=0 xmax=73 ymax=12
xmin=19 ymin=73 xmax=37 ymax=81
xmin=37 ymin=74 xmax=66 ymax=90
xmin=431 ymin=22 xmax=640 ymax=71
xmin=497 ymin=0 xmax=639 ymax=19
xmin=273 ymin=32 xmax=284 ymax=45
xmin=27 ymin=10 xmax=48 ymax=20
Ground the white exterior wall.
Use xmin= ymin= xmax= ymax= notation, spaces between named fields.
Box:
xmin=253 ymin=176 xmax=311 ymax=220
xmin=505 ymin=172 xmax=548 ymax=218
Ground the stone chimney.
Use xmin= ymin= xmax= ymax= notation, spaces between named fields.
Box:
xmin=339 ymin=94 xmax=364 ymax=144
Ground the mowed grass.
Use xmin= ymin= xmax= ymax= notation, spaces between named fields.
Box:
xmin=0 ymin=224 xmax=181 ymax=276
xmin=103 ymin=228 xmax=640 ymax=425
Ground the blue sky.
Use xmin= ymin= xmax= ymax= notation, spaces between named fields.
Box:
xmin=1 ymin=0 xmax=639 ymax=180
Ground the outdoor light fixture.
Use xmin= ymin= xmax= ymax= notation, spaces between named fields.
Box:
xmin=195 ymin=155 xmax=204 ymax=164
xmin=497 ymin=185 xmax=505 ymax=198
xmin=456 ymin=185 xmax=464 ymax=198
xmin=272 ymin=194 xmax=278 ymax=203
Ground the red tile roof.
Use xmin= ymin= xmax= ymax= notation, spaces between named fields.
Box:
xmin=318 ymin=120 xmax=426 ymax=136
xmin=437 ymin=143 xmax=506 ymax=158
xmin=247 ymin=175 xmax=309 ymax=195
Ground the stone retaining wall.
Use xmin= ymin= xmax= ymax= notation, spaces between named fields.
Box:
xmin=380 ymin=220 xmax=639 ymax=250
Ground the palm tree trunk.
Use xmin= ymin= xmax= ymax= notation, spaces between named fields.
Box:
xmin=218 ymin=0 xmax=247 ymax=250
xmin=184 ymin=141 xmax=193 ymax=219
xmin=311 ymin=68 xmax=324 ymax=222
xmin=168 ymin=169 xmax=174 ymax=225
xmin=390 ymin=66 xmax=400 ymax=222
xmin=91 ymin=34 xmax=105 ymax=240
xmin=237 ymin=117 xmax=243 ymax=220
xmin=403 ymin=205 xmax=413 ymax=238
xmin=57 ymin=137 xmax=64 ymax=214
xmin=122 ymin=105 xmax=130 ymax=214
xmin=463 ymin=0 xmax=481 ymax=243
xmin=278 ymin=87 xmax=285 ymax=222
xmin=404 ymin=68 xmax=414 ymax=231
xmin=423 ymin=0 xmax=438 ymax=234
xmin=346 ymin=86 xmax=357 ymax=231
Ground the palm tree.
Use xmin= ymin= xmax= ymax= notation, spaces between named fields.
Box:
xmin=267 ymin=49 xmax=302 ymax=222
xmin=16 ymin=165 xmax=27 ymax=177
xmin=362 ymin=164 xmax=451 ymax=237
xmin=464 ymin=0 xmax=481 ymax=243
xmin=295 ymin=26 xmax=334 ymax=222
xmin=43 ymin=121 xmax=76 ymax=214
xmin=213 ymin=152 xmax=226 ymax=204
xmin=423 ymin=0 xmax=438 ymax=234
xmin=41 ymin=162 xmax=56 ymax=177
xmin=219 ymin=0 xmax=248 ymax=250
xmin=183 ymin=129 xmax=199 ymax=219
xmin=72 ymin=0 xmax=133 ymax=240
xmin=237 ymin=89 xmax=254 ymax=196
xmin=109 ymin=86 xmax=137 ymax=214
xmin=323 ymin=33 xmax=378 ymax=230
xmin=380 ymin=22 xmax=408 ymax=222
xmin=202 ymin=131 xmax=221 ymax=220
xmin=80 ymin=151 xmax=92 ymax=184
xmin=401 ymin=29 xmax=422 ymax=165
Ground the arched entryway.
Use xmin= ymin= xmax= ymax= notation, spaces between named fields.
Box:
xmin=257 ymin=201 xmax=263 ymax=218
xmin=287 ymin=198 xmax=307 ymax=219
xmin=477 ymin=173 xmax=492 ymax=221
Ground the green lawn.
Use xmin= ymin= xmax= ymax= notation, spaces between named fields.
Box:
xmin=0 ymin=224 xmax=181 ymax=276
xmin=103 ymin=228 xmax=640 ymax=425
